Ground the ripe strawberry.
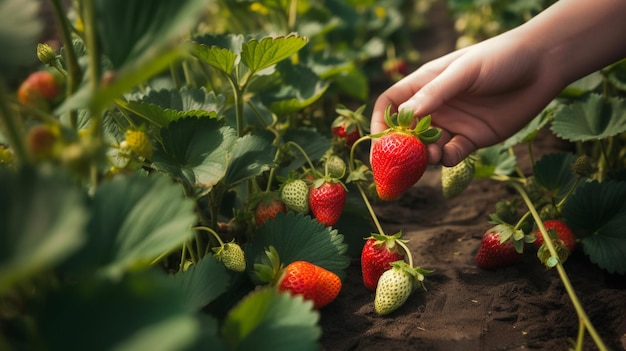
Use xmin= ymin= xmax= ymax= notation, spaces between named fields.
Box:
xmin=371 ymin=107 xmax=441 ymax=201
xmin=214 ymin=242 xmax=246 ymax=272
xmin=441 ymin=156 xmax=475 ymax=199
xmin=17 ymin=71 xmax=61 ymax=109
xmin=125 ymin=129 xmax=153 ymax=159
xmin=331 ymin=104 xmax=369 ymax=147
xmin=308 ymin=178 xmax=347 ymax=227
xmin=280 ymin=179 xmax=309 ymax=214
xmin=278 ymin=260 xmax=342 ymax=309
xmin=26 ymin=124 xmax=60 ymax=160
xmin=374 ymin=261 xmax=429 ymax=315
xmin=361 ymin=233 xmax=405 ymax=290
xmin=475 ymin=225 xmax=525 ymax=270
xmin=254 ymin=194 xmax=287 ymax=226
xmin=533 ymin=219 xmax=576 ymax=252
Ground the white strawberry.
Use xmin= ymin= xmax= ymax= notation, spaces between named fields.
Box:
xmin=374 ymin=261 xmax=430 ymax=315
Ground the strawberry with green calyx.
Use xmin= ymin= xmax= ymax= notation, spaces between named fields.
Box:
xmin=361 ymin=232 xmax=407 ymax=290
xmin=331 ymin=104 xmax=370 ymax=147
xmin=196 ymin=226 xmax=247 ymax=272
xmin=475 ymin=222 xmax=533 ymax=270
xmin=253 ymin=192 xmax=287 ymax=226
xmin=254 ymin=246 xmax=342 ymax=309
xmin=374 ymin=260 xmax=431 ymax=315
xmin=370 ymin=106 xmax=442 ymax=201
xmin=308 ymin=177 xmax=347 ymax=227
xmin=534 ymin=219 xmax=576 ymax=267
xmin=280 ymin=178 xmax=310 ymax=214
xmin=441 ymin=155 xmax=476 ymax=199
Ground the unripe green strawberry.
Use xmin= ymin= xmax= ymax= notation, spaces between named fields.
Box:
xmin=125 ymin=129 xmax=153 ymax=159
xmin=214 ymin=242 xmax=246 ymax=272
xmin=374 ymin=261 xmax=429 ymax=315
xmin=371 ymin=107 xmax=441 ymax=201
xmin=325 ymin=155 xmax=347 ymax=179
xmin=441 ymin=157 xmax=475 ymax=199
xmin=280 ymin=179 xmax=309 ymax=213
xmin=308 ymin=178 xmax=347 ymax=227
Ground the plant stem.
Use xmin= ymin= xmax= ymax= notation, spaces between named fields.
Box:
xmin=510 ymin=181 xmax=607 ymax=351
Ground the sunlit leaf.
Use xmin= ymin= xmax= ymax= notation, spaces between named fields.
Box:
xmin=559 ymin=71 xmax=603 ymax=98
xmin=170 ymin=255 xmax=231 ymax=311
xmin=0 ymin=167 xmax=87 ymax=294
xmin=562 ymin=180 xmax=626 ymax=274
xmin=245 ymin=212 xmax=349 ymax=284
xmin=551 ymin=93 xmax=626 ymax=141
xmin=607 ymin=59 xmax=626 ymax=91
xmin=221 ymin=288 xmax=321 ymax=351
xmin=533 ymin=153 xmax=577 ymax=200
xmin=241 ymin=34 xmax=308 ymax=74
xmin=224 ymin=134 xmax=277 ymax=186
xmin=152 ymin=117 xmax=237 ymax=191
xmin=122 ymin=87 xmax=224 ymax=127
xmin=38 ymin=272 xmax=200 ymax=351
xmin=0 ymin=0 xmax=43 ymax=77
xmin=189 ymin=41 xmax=239 ymax=75
xmin=63 ymin=173 xmax=196 ymax=280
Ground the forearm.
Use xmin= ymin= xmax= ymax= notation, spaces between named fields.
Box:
xmin=517 ymin=0 xmax=626 ymax=87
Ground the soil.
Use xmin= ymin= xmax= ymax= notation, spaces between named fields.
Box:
xmin=319 ymin=2 xmax=626 ymax=350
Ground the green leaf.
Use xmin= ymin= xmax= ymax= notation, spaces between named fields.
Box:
xmin=262 ymin=61 xmax=329 ymax=115
xmin=245 ymin=212 xmax=349 ymax=284
xmin=170 ymin=255 xmax=231 ymax=311
xmin=474 ymin=144 xmax=516 ymax=178
xmin=221 ymin=288 xmax=321 ymax=351
xmin=94 ymin=0 xmax=207 ymax=68
xmin=152 ymin=117 xmax=237 ymax=192
xmin=63 ymin=173 xmax=196 ymax=280
xmin=551 ymin=93 xmax=626 ymax=141
xmin=38 ymin=272 xmax=201 ymax=351
xmin=0 ymin=0 xmax=43 ymax=78
xmin=189 ymin=41 xmax=239 ymax=75
xmin=241 ymin=34 xmax=308 ymax=74
xmin=0 ymin=167 xmax=87 ymax=294
xmin=559 ymin=71 xmax=603 ymax=98
xmin=533 ymin=153 xmax=577 ymax=200
xmin=327 ymin=64 xmax=369 ymax=101
xmin=224 ymin=134 xmax=277 ymax=186
xmin=123 ymin=87 xmax=224 ymax=127
xmin=502 ymin=103 xmax=553 ymax=148
xmin=279 ymin=129 xmax=331 ymax=177
xmin=562 ymin=181 xmax=626 ymax=274
xmin=607 ymin=59 xmax=626 ymax=91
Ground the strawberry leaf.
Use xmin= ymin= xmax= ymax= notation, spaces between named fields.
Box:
xmin=241 ymin=34 xmax=309 ymax=75
xmin=152 ymin=117 xmax=237 ymax=192
xmin=37 ymin=272 xmax=205 ymax=351
xmin=245 ymin=212 xmax=350 ymax=284
xmin=475 ymin=144 xmax=516 ymax=178
xmin=62 ymin=173 xmax=196 ymax=280
xmin=533 ymin=153 xmax=577 ymax=201
xmin=221 ymin=288 xmax=320 ymax=351
xmin=551 ymin=93 xmax=626 ymax=141
xmin=170 ymin=255 xmax=231 ymax=311
xmin=0 ymin=167 xmax=87 ymax=295
xmin=562 ymin=180 xmax=626 ymax=274
xmin=223 ymin=133 xmax=276 ymax=186
xmin=122 ymin=87 xmax=223 ymax=127
xmin=189 ymin=41 xmax=239 ymax=76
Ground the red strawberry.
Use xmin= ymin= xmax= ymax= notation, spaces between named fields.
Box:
xmin=371 ymin=107 xmax=441 ymax=201
xmin=17 ymin=71 xmax=62 ymax=109
xmin=331 ymin=104 xmax=369 ymax=147
xmin=533 ymin=219 xmax=576 ymax=252
xmin=475 ymin=225 xmax=525 ymax=270
xmin=361 ymin=233 xmax=405 ymax=290
xmin=278 ymin=260 xmax=342 ymax=309
xmin=382 ymin=57 xmax=409 ymax=79
xmin=308 ymin=178 xmax=347 ymax=227
xmin=254 ymin=194 xmax=287 ymax=226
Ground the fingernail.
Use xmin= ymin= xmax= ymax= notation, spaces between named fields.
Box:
xmin=399 ymin=99 xmax=418 ymax=112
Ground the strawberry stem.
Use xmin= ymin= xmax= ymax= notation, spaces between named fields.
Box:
xmin=286 ymin=141 xmax=323 ymax=178
xmin=195 ymin=225 xmax=226 ymax=247
xmin=510 ymin=182 xmax=607 ymax=351
xmin=394 ymin=239 xmax=414 ymax=269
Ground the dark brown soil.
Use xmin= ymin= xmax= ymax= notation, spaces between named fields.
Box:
xmin=319 ymin=2 xmax=626 ymax=350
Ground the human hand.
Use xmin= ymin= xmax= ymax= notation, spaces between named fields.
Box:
xmin=371 ymin=31 xmax=565 ymax=167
